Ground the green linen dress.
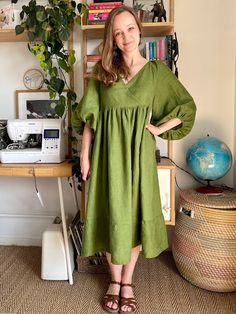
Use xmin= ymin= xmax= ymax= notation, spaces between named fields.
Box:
xmin=72 ymin=60 xmax=196 ymax=264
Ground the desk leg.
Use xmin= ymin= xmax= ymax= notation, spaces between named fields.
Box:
xmin=57 ymin=177 xmax=73 ymax=285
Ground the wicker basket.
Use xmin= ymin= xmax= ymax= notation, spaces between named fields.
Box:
xmin=77 ymin=255 xmax=110 ymax=274
xmin=172 ymin=189 xmax=236 ymax=292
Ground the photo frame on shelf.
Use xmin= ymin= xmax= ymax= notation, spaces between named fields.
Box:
xmin=0 ymin=3 xmax=21 ymax=29
xmin=16 ymin=90 xmax=68 ymax=120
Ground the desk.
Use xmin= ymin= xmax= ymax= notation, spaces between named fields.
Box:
xmin=0 ymin=161 xmax=74 ymax=285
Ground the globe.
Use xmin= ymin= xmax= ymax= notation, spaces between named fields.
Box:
xmin=186 ymin=136 xmax=232 ymax=181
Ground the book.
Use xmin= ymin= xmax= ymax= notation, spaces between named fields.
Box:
xmin=69 ymin=210 xmax=84 ymax=255
xmin=144 ymin=36 xmax=174 ymax=70
xmin=149 ymin=41 xmax=153 ymax=61
xmin=153 ymin=41 xmax=157 ymax=60
xmin=94 ymin=0 xmax=123 ymax=3
xmin=89 ymin=9 xmax=113 ymax=13
xmin=166 ymin=35 xmax=173 ymax=70
xmin=86 ymin=55 xmax=102 ymax=62
xmin=158 ymin=38 xmax=166 ymax=61
xmin=88 ymin=20 xmax=107 ymax=25
xmin=89 ymin=2 xmax=123 ymax=9
xmin=88 ymin=12 xmax=110 ymax=21
xmin=145 ymin=42 xmax=150 ymax=61
xmin=69 ymin=225 xmax=80 ymax=255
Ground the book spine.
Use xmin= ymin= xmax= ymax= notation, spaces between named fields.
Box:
xmin=89 ymin=2 xmax=123 ymax=9
xmin=69 ymin=225 xmax=80 ymax=255
xmin=88 ymin=20 xmax=107 ymax=25
xmin=156 ymin=40 xmax=160 ymax=60
xmin=86 ymin=55 xmax=102 ymax=62
xmin=158 ymin=38 xmax=166 ymax=60
xmin=89 ymin=9 xmax=112 ymax=13
xmin=149 ymin=41 xmax=153 ymax=61
xmin=153 ymin=41 xmax=157 ymax=60
xmin=93 ymin=0 xmax=123 ymax=3
xmin=145 ymin=42 xmax=150 ymax=61
xmin=88 ymin=12 xmax=110 ymax=21
xmin=166 ymin=35 xmax=173 ymax=70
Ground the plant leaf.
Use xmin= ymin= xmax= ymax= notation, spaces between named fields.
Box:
xmin=36 ymin=10 xmax=47 ymax=22
xmin=28 ymin=31 xmax=36 ymax=42
xmin=58 ymin=59 xmax=69 ymax=72
xmin=68 ymin=50 xmax=76 ymax=65
xmin=36 ymin=53 xmax=45 ymax=62
xmin=58 ymin=28 xmax=70 ymax=42
xmin=15 ymin=25 xmax=24 ymax=35
xmin=50 ymin=77 xmax=65 ymax=94
xmin=59 ymin=95 xmax=66 ymax=106
xmin=55 ymin=103 xmax=65 ymax=117
xmin=67 ymin=90 xmax=76 ymax=102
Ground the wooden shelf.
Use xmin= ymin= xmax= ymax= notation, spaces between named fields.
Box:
xmin=157 ymin=158 xmax=175 ymax=170
xmin=81 ymin=22 xmax=174 ymax=39
xmin=0 ymin=160 xmax=73 ymax=177
xmin=142 ymin=22 xmax=174 ymax=37
xmin=0 ymin=29 xmax=28 ymax=42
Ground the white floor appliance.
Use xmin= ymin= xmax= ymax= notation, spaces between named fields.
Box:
xmin=41 ymin=223 xmax=75 ymax=280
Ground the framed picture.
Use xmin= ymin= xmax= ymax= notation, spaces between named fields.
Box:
xmin=16 ymin=90 xmax=68 ymax=120
xmin=0 ymin=3 xmax=21 ymax=29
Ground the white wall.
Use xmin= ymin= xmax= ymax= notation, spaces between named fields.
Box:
xmin=174 ymin=0 xmax=236 ymax=190
xmin=0 ymin=0 xmax=236 ymax=245
xmin=0 ymin=0 xmax=78 ymax=245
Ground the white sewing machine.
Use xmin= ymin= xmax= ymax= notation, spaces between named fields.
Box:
xmin=0 ymin=119 xmax=66 ymax=163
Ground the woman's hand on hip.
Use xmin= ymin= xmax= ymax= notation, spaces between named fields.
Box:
xmin=145 ymin=123 xmax=161 ymax=136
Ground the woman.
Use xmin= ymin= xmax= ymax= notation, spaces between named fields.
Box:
xmin=73 ymin=6 xmax=196 ymax=314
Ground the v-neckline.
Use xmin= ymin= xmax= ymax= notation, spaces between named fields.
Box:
xmin=121 ymin=61 xmax=150 ymax=87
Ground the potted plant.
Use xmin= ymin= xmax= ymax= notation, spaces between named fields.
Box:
xmin=15 ymin=0 xmax=87 ymax=118
xmin=15 ymin=0 xmax=88 ymax=186
xmin=133 ymin=1 xmax=145 ymax=22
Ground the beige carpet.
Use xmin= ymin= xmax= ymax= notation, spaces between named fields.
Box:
xmin=0 ymin=246 xmax=235 ymax=314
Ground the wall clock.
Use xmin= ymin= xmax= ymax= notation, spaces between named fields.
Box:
xmin=23 ymin=69 xmax=44 ymax=90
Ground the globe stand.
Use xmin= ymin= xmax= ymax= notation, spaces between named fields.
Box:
xmin=196 ymin=180 xmax=223 ymax=194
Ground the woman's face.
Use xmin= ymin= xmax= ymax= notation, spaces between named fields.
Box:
xmin=112 ymin=11 xmax=140 ymax=54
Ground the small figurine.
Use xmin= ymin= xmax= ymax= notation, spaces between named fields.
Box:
xmin=151 ymin=0 xmax=166 ymax=22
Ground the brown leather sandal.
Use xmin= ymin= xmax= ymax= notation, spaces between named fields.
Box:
xmin=119 ymin=283 xmax=137 ymax=314
xmin=102 ymin=281 xmax=121 ymax=313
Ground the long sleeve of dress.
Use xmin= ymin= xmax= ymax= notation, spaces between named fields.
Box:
xmin=151 ymin=61 xmax=196 ymax=140
xmin=72 ymin=78 xmax=100 ymax=135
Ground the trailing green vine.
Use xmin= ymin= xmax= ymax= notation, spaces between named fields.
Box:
xmin=15 ymin=0 xmax=88 ymax=117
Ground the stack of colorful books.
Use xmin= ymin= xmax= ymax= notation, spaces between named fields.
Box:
xmin=88 ymin=1 xmax=123 ymax=25
xmin=145 ymin=35 xmax=173 ymax=70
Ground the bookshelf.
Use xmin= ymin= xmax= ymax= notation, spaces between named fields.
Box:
xmin=80 ymin=0 xmax=176 ymax=225
xmin=81 ymin=0 xmax=175 ymax=78
xmin=81 ymin=22 xmax=174 ymax=38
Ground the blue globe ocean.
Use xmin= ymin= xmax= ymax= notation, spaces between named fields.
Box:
xmin=186 ymin=136 xmax=232 ymax=181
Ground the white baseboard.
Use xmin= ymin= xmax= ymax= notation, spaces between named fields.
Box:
xmin=0 ymin=235 xmax=42 ymax=246
xmin=0 ymin=213 xmax=58 ymax=247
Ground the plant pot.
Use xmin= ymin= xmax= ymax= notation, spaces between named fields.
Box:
xmin=136 ymin=9 xmax=145 ymax=22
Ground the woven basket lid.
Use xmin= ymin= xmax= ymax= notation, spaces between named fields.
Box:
xmin=180 ymin=189 xmax=236 ymax=209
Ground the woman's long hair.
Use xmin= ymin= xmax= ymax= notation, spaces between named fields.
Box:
xmin=95 ymin=6 xmax=143 ymax=86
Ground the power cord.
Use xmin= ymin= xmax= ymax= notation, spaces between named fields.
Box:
xmin=161 ymin=156 xmax=236 ymax=192
xmin=32 ymin=162 xmax=44 ymax=207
